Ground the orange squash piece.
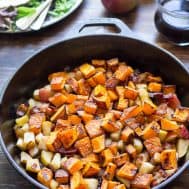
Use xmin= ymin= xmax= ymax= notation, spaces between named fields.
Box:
xmin=108 ymin=181 xmax=120 ymax=189
xmin=77 ymin=111 xmax=94 ymax=124
xmin=85 ymin=120 xmax=104 ymax=138
xmin=68 ymin=115 xmax=81 ymax=125
xmin=117 ymin=162 xmax=138 ymax=180
xmin=103 ymin=162 xmax=117 ymax=180
xmin=76 ymin=124 xmax=87 ymax=140
xmin=91 ymin=135 xmax=105 ymax=153
xmin=82 ymin=153 xmax=99 ymax=163
xmin=51 ymin=76 xmax=65 ymax=91
xmin=113 ymin=153 xmax=129 ymax=167
xmin=121 ymin=127 xmax=134 ymax=142
xmin=79 ymin=64 xmax=96 ymax=79
xmin=163 ymin=85 xmax=176 ymax=94
xmin=125 ymin=86 xmax=138 ymax=100
xmin=116 ymin=98 xmax=128 ymax=111
xmin=131 ymin=174 xmax=153 ymax=189
xmin=161 ymin=118 xmax=179 ymax=131
xmin=107 ymin=58 xmax=119 ymax=68
xmin=142 ymin=101 xmax=156 ymax=115
xmin=50 ymin=105 xmax=66 ymax=122
xmin=148 ymin=82 xmax=162 ymax=92
xmin=116 ymin=86 xmax=125 ymax=97
xmin=84 ymin=101 xmax=97 ymax=114
xmin=120 ymin=105 xmax=142 ymax=121
xmin=160 ymin=149 xmax=177 ymax=170
xmin=114 ymin=64 xmax=133 ymax=81
xmin=59 ymin=127 xmax=78 ymax=149
xmin=101 ymin=148 xmax=114 ymax=167
xmin=70 ymin=171 xmax=87 ymax=189
xmin=92 ymin=59 xmax=106 ymax=67
xmin=108 ymin=90 xmax=118 ymax=101
xmin=64 ymin=158 xmax=83 ymax=175
xmin=48 ymin=72 xmax=67 ymax=82
xmin=82 ymin=162 xmax=100 ymax=177
xmin=49 ymin=93 xmax=67 ymax=107
xmin=75 ymin=137 xmax=92 ymax=157
xmin=93 ymin=72 xmax=106 ymax=85
xmin=87 ymin=77 xmax=97 ymax=87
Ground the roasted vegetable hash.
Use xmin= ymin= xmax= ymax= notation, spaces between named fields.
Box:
xmin=14 ymin=58 xmax=189 ymax=189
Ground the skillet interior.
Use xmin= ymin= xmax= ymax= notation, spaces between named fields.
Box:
xmin=1 ymin=34 xmax=189 ymax=189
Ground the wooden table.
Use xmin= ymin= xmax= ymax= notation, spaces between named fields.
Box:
xmin=0 ymin=0 xmax=189 ymax=188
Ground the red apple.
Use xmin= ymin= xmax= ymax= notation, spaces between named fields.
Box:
xmin=101 ymin=0 xmax=138 ymax=14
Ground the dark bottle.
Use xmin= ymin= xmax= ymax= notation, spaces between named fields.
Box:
xmin=154 ymin=0 xmax=189 ymax=46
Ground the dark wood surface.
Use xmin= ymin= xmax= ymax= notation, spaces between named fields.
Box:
xmin=0 ymin=0 xmax=189 ymax=188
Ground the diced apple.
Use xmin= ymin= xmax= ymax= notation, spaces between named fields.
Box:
xmin=41 ymin=150 xmax=54 ymax=166
xmin=84 ymin=178 xmax=98 ymax=189
xmin=24 ymin=132 xmax=35 ymax=149
xmin=20 ymin=152 xmax=32 ymax=164
xmin=26 ymin=158 xmax=41 ymax=173
xmin=50 ymin=153 xmax=61 ymax=170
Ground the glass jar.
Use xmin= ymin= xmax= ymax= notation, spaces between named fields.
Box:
xmin=154 ymin=0 xmax=189 ymax=46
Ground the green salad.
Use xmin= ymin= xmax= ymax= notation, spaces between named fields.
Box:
xmin=0 ymin=0 xmax=77 ymax=32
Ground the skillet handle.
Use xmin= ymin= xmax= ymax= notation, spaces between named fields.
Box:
xmin=73 ymin=17 xmax=134 ymax=37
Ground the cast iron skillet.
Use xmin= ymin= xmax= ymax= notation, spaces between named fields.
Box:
xmin=0 ymin=18 xmax=189 ymax=189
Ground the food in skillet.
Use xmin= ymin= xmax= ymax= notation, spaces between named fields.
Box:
xmin=0 ymin=0 xmax=77 ymax=31
xmin=14 ymin=58 xmax=189 ymax=189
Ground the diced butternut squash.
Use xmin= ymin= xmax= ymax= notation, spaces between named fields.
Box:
xmin=77 ymin=111 xmax=94 ymax=124
xmin=91 ymin=135 xmax=105 ymax=153
xmin=103 ymin=162 xmax=117 ymax=180
xmin=78 ymin=79 xmax=91 ymax=96
xmin=66 ymin=94 xmax=77 ymax=104
xmin=87 ymin=77 xmax=97 ymax=87
xmin=148 ymin=82 xmax=162 ymax=92
xmin=121 ymin=127 xmax=134 ymax=142
xmin=47 ymin=131 xmax=62 ymax=152
xmin=144 ymin=137 xmax=162 ymax=156
xmin=163 ymin=85 xmax=176 ymax=94
xmin=126 ymin=144 xmax=137 ymax=159
xmin=131 ymin=174 xmax=153 ymax=189
xmin=51 ymin=77 xmax=65 ymax=91
xmin=59 ymin=127 xmax=78 ymax=149
xmin=161 ymin=118 xmax=180 ymax=131
xmin=92 ymin=59 xmax=106 ymax=67
xmin=64 ymin=158 xmax=83 ymax=175
xmin=84 ymin=178 xmax=98 ymax=189
xmin=75 ymin=137 xmax=92 ymax=157
xmin=29 ymin=113 xmax=45 ymax=134
xmin=108 ymin=90 xmax=118 ymax=101
xmin=55 ymin=169 xmax=69 ymax=184
xmin=68 ymin=115 xmax=81 ymax=125
xmin=85 ymin=120 xmax=104 ymax=138
xmin=108 ymin=181 xmax=120 ymax=189
xmin=113 ymin=153 xmax=129 ymax=167
xmin=70 ymin=171 xmax=87 ymax=189
xmin=93 ymin=72 xmax=106 ymax=85
xmin=142 ymin=101 xmax=156 ymax=115
xmin=116 ymin=86 xmax=125 ymax=97
xmin=80 ymin=64 xmax=96 ymax=79
xmin=49 ymin=93 xmax=67 ymax=107
xmin=120 ymin=105 xmax=142 ymax=121
xmin=82 ymin=162 xmax=100 ymax=177
xmin=117 ymin=162 xmax=138 ymax=180
xmin=142 ymin=121 xmax=160 ymax=140
xmin=125 ymin=86 xmax=138 ymax=100
xmin=102 ymin=119 xmax=120 ymax=133
xmin=101 ymin=149 xmax=114 ymax=167
xmin=160 ymin=149 xmax=177 ymax=170
xmin=76 ymin=124 xmax=87 ymax=140
xmin=84 ymin=101 xmax=97 ymax=114
xmin=50 ymin=105 xmax=66 ymax=122
xmin=114 ymin=64 xmax=133 ymax=81
xmin=48 ymin=72 xmax=67 ymax=82
xmin=37 ymin=168 xmax=53 ymax=187
xmin=107 ymin=58 xmax=119 ymax=68
xmin=82 ymin=153 xmax=99 ymax=163
xmin=116 ymin=98 xmax=128 ymax=111
xmin=101 ymin=179 xmax=109 ymax=189
xmin=173 ymin=108 xmax=189 ymax=122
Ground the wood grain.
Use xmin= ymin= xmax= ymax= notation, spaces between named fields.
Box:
xmin=0 ymin=0 xmax=189 ymax=188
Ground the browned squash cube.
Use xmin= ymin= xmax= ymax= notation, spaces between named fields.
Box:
xmin=55 ymin=169 xmax=69 ymax=184
xmin=107 ymin=58 xmax=119 ymax=68
xmin=101 ymin=148 xmax=114 ymax=167
xmin=124 ymin=86 xmax=138 ymax=100
xmin=55 ymin=119 xmax=71 ymax=131
xmin=51 ymin=76 xmax=65 ymax=91
xmin=59 ymin=127 xmax=78 ymax=149
xmin=84 ymin=101 xmax=97 ymax=114
xmin=131 ymin=174 xmax=153 ymax=189
xmin=121 ymin=127 xmax=134 ymax=142
xmin=46 ymin=131 xmax=62 ymax=152
xmin=103 ymin=162 xmax=117 ymax=180
xmin=49 ymin=93 xmax=67 ymax=107
xmin=75 ymin=137 xmax=92 ymax=157
xmin=50 ymin=105 xmax=66 ymax=122
xmin=160 ymin=149 xmax=177 ymax=170
xmin=85 ymin=120 xmax=104 ymax=138
xmin=79 ymin=63 xmax=96 ymax=79
xmin=63 ymin=157 xmax=83 ymax=175
xmin=77 ymin=111 xmax=94 ymax=124
xmin=114 ymin=184 xmax=126 ymax=189
xmin=126 ymin=144 xmax=137 ymax=159
xmin=108 ymin=181 xmax=120 ymax=189
xmin=148 ymin=82 xmax=162 ymax=92
xmin=101 ymin=179 xmax=109 ymax=189
xmin=68 ymin=115 xmax=81 ymax=125
xmin=92 ymin=59 xmax=106 ymax=67
xmin=113 ymin=153 xmax=129 ymax=167
xmin=117 ymin=162 xmax=138 ymax=180
xmin=144 ymin=137 xmax=162 ymax=156
xmin=173 ymin=107 xmax=189 ymax=122
xmin=37 ymin=168 xmax=53 ymax=187
xmin=70 ymin=171 xmax=87 ymax=189
xmin=93 ymin=72 xmax=106 ymax=85
xmin=76 ymin=124 xmax=87 ymax=140
xmin=91 ymin=135 xmax=105 ymax=153
xmin=114 ymin=64 xmax=133 ymax=81
xmin=82 ymin=162 xmax=100 ymax=177
xmin=82 ymin=153 xmax=99 ymax=163
xmin=116 ymin=98 xmax=128 ymax=111
xmin=29 ymin=113 xmax=45 ymax=134
xmin=162 ymin=85 xmax=176 ymax=94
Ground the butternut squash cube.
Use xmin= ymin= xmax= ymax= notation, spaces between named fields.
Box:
xmin=76 ymin=124 xmax=87 ymax=140
xmin=103 ymin=162 xmax=117 ymax=180
xmin=84 ymin=101 xmax=97 ymax=114
xmin=91 ymin=135 xmax=105 ymax=153
xmin=92 ymin=59 xmax=106 ymax=67
xmin=117 ymin=162 xmax=138 ymax=180
xmin=160 ymin=149 xmax=177 ymax=170
xmin=93 ymin=72 xmax=106 ymax=85
xmin=125 ymin=86 xmax=138 ymax=100
xmin=59 ymin=127 xmax=78 ymax=149
xmin=114 ymin=64 xmax=133 ymax=81
xmin=101 ymin=148 xmax=114 ymax=167
xmin=77 ymin=111 xmax=94 ymax=124
xmin=121 ymin=127 xmax=134 ymax=142
xmin=49 ymin=93 xmax=67 ymax=107
xmin=70 ymin=171 xmax=87 ymax=189
xmin=64 ymin=158 xmax=83 ymax=175
xmin=80 ymin=64 xmax=96 ymax=79
xmin=82 ymin=153 xmax=99 ymax=163
xmin=161 ymin=118 xmax=179 ymax=131
xmin=82 ymin=162 xmax=100 ymax=177
xmin=51 ymin=76 xmax=65 ymax=91
xmin=75 ymin=137 xmax=92 ymax=157
xmin=148 ymin=82 xmax=162 ymax=92
xmin=113 ymin=153 xmax=129 ymax=167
